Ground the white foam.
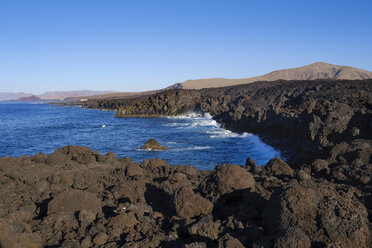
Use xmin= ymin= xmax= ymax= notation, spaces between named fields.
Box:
xmin=101 ymin=125 xmax=106 ymax=128
xmin=162 ymin=123 xmax=191 ymax=127
xmin=173 ymin=146 xmax=211 ymax=151
xmin=166 ymin=112 xmax=203 ymax=119
xmin=207 ymin=130 xmax=251 ymax=138
xmin=135 ymin=146 xmax=211 ymax=152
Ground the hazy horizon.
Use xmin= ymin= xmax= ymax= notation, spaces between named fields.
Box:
xmin=1 ymin=0 xmax=372 ymax=94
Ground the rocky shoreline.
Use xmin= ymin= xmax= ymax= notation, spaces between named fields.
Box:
xmin=1 ymin=79 xmax=371 ymax=247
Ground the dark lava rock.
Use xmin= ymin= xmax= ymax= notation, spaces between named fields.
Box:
xmin=184 ymin=242 xmax=207 ymax=248
xmin=173 ymin=186 xmax=213 ymax=218
xmin=188 ymin=216 xmax=220 ymax=240
xmin=273 ymin=226 xmax=311 ymax=248
xmin=264 ymin=158 xmax=294 ymax=178
xmin=218 ymin=234 xmax=245 ymax=248
xmin=45 ymin=148 xmax=69 ymax=165
xmin=47 ymin=189 xmax=102 ymax=216
xmin=1 ymin=80 xmax=372 ymax=247
xmin=296 ymin=169 xmax=312 ymax=181
xmin=311 ymin=159 xmax=330 ymax=175
xmin=263 ymin=180 xmax=371 ymax=247
xmin=201 ymin=164 xmax=255 ymax=196
xmin=92 ymin=232 xmax=108 ymax=245
xmin=142 ymin=138 xmax=168 ymax=150
xmin=245 ymin=157 xmax=260 ymax=173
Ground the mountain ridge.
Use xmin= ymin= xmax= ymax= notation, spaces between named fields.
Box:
xmin=170 ymin=62 xmax=372 ymax=89
xmin=0 ymin=90 xmax=114 ymax=101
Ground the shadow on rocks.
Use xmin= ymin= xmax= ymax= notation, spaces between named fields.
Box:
xmin=144 ymin=183 xmax=175 ymax=217
xmin=213 ymin=188 xmax=268 ymax=222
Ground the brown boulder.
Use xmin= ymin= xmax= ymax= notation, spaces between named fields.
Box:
xmin=264 ymin=158 xmax=294 ymax=177
xmin=201 ymin=164 xmax=255 ymax=196
xmin=126 ymin=163 xmax=143 ymax=178
xmin=263 ymin=180 xmax=371 ymax=247
xmin=92 ymin=232 xmax=108 ymax=246
xmin=47 ymin=189 xmax=102 ymax=216
xmin=173 ymin=186 xmax=213 ymax=218
xmin=311 ymin=159 xmax=330 ymax=174
xmin=296 ymin=169 xmax=312 ymax=181
xmin=108 ymin=211 xmax=138 ymax=229
xmin=273 ymin=227 xmax=311 ymax=248
xmin=141 ymin=139 xmax=168 ymax=150
xmin=62 ymin=146 xmax=96 ymax=164
xmin=45 ymin=148 xmax=69 ymax=165
xmin=218 ymin=233 xmax=245 ymax=248
xmin=245 ymin=157 xmax=260 ymax=173
xmin=188 ymin=216 xmax=220 ymax=240
xmin=0 ymin=220 xmax=42 ymax=248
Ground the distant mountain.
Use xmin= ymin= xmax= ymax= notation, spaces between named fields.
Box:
xmin=0 ymin=90 xmax=114 ymax=101
xmin=16 ymin=95 xmax=42 ymax=102
xmin=62 ymin=90 xmax=161 ymax=102
xmin=170 ymin=62 xmax=372 ymax=90
xmin=38 ymin=90 xmax=113 ymax=100
xmin=0 ymin=92 xmax=32 ymax=101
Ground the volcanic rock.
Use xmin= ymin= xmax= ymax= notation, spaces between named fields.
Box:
xmin=273 ymin=226 xmax=311 ymax=248
xmin=141 ymin=138 xmax=168 ymax=150
xmin=47 ymin=189 xmax=102 ymax=216
xmin=201 ymin=164 xmax=255 ymax=196
xmin=263 ymin=180 xmax=371 ymax=247
xmin=173 ymin=186 xmax=213 ymax=218
xmin=188 ymin=216 xmax=220 ymax=240
xmin=1 ymin=79 xmax=372 ymax=247
xmin=264 ymin=158 xmax=294 ymax=178
xmin=93 ymin=232 xmax=108 ymax=245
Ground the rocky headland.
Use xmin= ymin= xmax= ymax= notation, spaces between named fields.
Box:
xmin=1 ymin=79 xmax=371 ymax=247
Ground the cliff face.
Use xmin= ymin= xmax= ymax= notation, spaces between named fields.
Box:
xmin=1 ymin=79 xmax=372 ymax=247
xmin=87 ymin=79 xmax=372 ymax=166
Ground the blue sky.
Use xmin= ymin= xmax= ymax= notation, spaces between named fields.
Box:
xmin=0 ymin=0 xmax=371 ymax=93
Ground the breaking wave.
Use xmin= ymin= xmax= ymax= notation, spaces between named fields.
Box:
xmin=206 ymin=130 xmax=251 ymax=138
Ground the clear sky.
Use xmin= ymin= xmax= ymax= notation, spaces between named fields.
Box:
xmin=0 ymin=0 xmax=371 ymax=94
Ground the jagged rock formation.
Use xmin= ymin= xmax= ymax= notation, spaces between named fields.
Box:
xmin=1 ymin=79 xmax=372 ymax=247
xmin=85 ymin=79 xmax=372 ymax=166
xmin=0 ymin=146 xmax=371 ymax=247
xmin=142 ymin=139 xmax=168 ymax=151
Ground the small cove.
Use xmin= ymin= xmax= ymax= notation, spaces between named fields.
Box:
xmin=0 ymin=102 xmax=281 ymax=170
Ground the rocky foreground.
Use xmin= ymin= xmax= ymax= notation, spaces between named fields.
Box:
xmin=1 ymin=79 xmax=372 ymax=248
xmin=0 ymin=146 xmax=370 ymax=248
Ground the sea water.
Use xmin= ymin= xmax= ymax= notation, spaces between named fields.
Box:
xmin=0 ymin=102 xmax=281 ymax=170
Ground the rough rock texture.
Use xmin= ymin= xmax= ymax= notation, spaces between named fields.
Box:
xmin=273 ymin=227 xmax=311 ymax=248
xmin=2 ymin=79 xmax=372 ymax=247
xmin=142 ymin=138 xmax=168 ymax=150
xmin=263 ymin=180 xmax=371 ymax=247
xmin=0 ymin=143 xmax=371 ymax=248
xmin=201 ymin=164 xmax=255 ymax=195
xmin=47 ymin=189 xmax=102 ymax=215
xmin=85 ymin=79 xmax=372 ymax=165
xmin=173 ymin=186 xmax=213 ymax=218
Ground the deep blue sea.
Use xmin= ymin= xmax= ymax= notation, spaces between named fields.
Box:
xmin=0 ymin=102 xmax=281 ymax=170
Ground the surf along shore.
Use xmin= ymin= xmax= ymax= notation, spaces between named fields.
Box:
xmin=1 ymin=79 xmax=371 ymax=247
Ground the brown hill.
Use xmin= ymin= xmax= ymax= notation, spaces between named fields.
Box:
xmin=62 ymin=90 xmax=160 ymax=102
xmin=0 ymin=92 xmax=32 ymax=101
xmin=171 ymin=62 xmax=372 ymax=89
xmin=38 ymin=90 xmax=113 ymax=100
xmin=16 ymin=95 xmax=42 ymax=101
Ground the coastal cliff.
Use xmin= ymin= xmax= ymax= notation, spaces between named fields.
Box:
xmin=1 ymin=79 xmax=371 ymax=247
xmin=85 ymin=79 xmax=372 ymax=166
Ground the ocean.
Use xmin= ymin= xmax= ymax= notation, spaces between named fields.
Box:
xmin=0 ymin=102 xmax=281 ymax=170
